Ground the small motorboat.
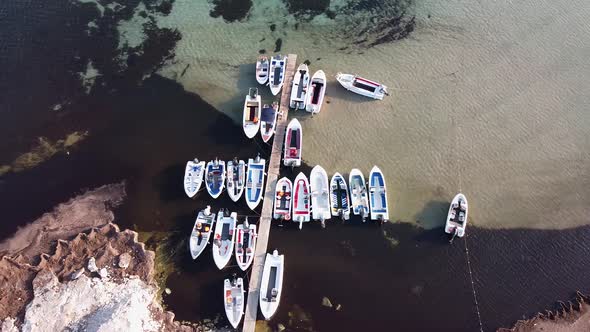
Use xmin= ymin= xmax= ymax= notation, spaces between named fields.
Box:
xmin=310 ymin=165 xmax=331 ymax=225
xmin=224 ymin=277 xmax=245 ymax=329
xmin=184 ymin=158 xmax=205 ymax=198
xmin=256 ymin=55 xmax=269 ymax=85
xmin=283 ymin=118 xmax=302 ymax=167
xmin=245 ymin=155 xmax=266 ymax=210
xmin=305 ymin=70 xmax=327 ymax=114
xmin=259 ymin=250 xmax=284 ymax=320
xmin=227 ymin=158 xmax=246 ymax=202
xmin=329 ymin=173 xmax=350 ymax=220
xmin=212 ymin=209 xmax=237 ymax=270
xmin=445 ymin=193 xmax=468 ymax=240
xmin=349 ymin=168 xmax=369 ymax=221
xmin=268 ymin=54 xmax=287 ymax=96
xmin=205 ymin=159 xmax=226 ymax=199
xmin=368 ymin=166 xmax=389 ymax=222
xmin=188 ymin=206 xmax=216 ymax=260
xmin=291 ymin=172 xmax=310 ymax=229
xmin=273 ymin=177 xmax=292 ymax=221
xmin=335 ymin=73 xmax=388 ymax=100
xmin=260 ymin=102 xmax=279 ymax=143
xmin=243 ymin=88 xmax=261 ymax=139
xmin=235 ymin=218 xmax=257 ymax=271
xmin=289 ymin=63 xmax=310 ymax=110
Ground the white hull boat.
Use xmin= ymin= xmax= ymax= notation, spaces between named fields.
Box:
xmin=291 ymin=172 xmax=310 ymax=229
xmin=189 ymin=206 xmax=216 ymax=260
xmin=260 ymin=102 xmax=279 ymax=143
xmin=243 ymin=88 xmax=261 ymax=139
xmin=212 ymin=209 xmax=237 ymax=270
xmin=205 ymin=159 xmax=226 ymax=199
xmin=310 ymin=165 xmax=331 ymax=223
xmin=335 ymin=73 xmax=388 ymax=100
xmin=256 ymin=55 xmax=269 ymax=85
xmin=245 ymin=155 xmax=266 ymax=210
xmin=330 ymin=173 xmax=351 ymax=220
xmin=268 ymin=55 xmax=287 ymax=96
xmin=283 ymin=118 xmax=302 ymax=167
xmin=273 ymin=177 xmax=292 ymax=221
xmin=227 ymin=159 xmax=246 ymax=202
xmin=184 ymin=159 xmax=205 ymax=198
xmin=305 ymin=70 xmax=326 ymax=114
xmin=349 ymin=168 xmax=369 ymax=221
xmin=259 ymin=250 xmax=284 ymax=320
xmin=445 ymin=193 xmax=468 ymax=238
xmin=368 ymin=166 xmax=389 ymax=222
xmin=289 ymin=63 xmax=309 ymax=110
xmin=235 ymin=218 xmax=257 ymax=271
xmin=224 ymin=277 xmax=245 ymax=329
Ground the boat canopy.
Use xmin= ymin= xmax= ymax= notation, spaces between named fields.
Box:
xmin=261 ymin=106 xmax=276 ymax=123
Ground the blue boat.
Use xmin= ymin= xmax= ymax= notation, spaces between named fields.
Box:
xmin=205 ymin=159 xmax=226 ymax=199
xmin=245 ymin=155 xmax=266 ymax=210
xmin=330 ymin=172 xmax=350 ymax=220
xmin=368 ymin=166 xmax=389 ymax=222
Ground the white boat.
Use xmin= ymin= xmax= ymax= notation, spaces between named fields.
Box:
xmin=291 ymin=172 xmax=310 ymax=229
xmin=273 ymin=177 xmax=292 ymax=221
xmin=256 ymin=55 xmax=269 ymax=85
xmin=227 ymin=158 xmax=246 ymax=202
xmin=259 ymin=250 xmax=284 ymax=320
xmin=260 ymin=102 xmax=279 ymax=143
xmin=268 ymin=55 xmax=287 ymax=96
xmin=243 ymin=88 xmax=261 ymax=139
xmin=305 ymin=70 xmax=326 ymax=114
xmin=224 ymin=277 xmax=245 ymax=329
xmin=310 ymin=165 xmax=331 ymax=224
xmin=184 ymin=159 xmax=205 ymax=198
xmin=235 ymin=218 xmax=257 ymax=271
xmin=283 ymin=118 xmax=302 ymax=167
xmin=245 ymin=155 xmax=266 ymax=210
xmin=289 ymin=63 xmax=310 ymax=110
xmin=188 ymin=206 xmax=216 ymax=260
xmin=330 ymin=173 xmax=350 ymax=220
xmin=205 ymin=159 xmax=226 ymax=199
xmin=212 ymin=209 xmax=237 ymax=270
xmin=368 ymin=166 xmax=389 ymax=222
xmin=349 ymin=168 xmax=369 ymax=221
xmin=335 ymin=73 xmax=388 ymax=100
xmin=445 ymin=193 xmax=468 ymax=238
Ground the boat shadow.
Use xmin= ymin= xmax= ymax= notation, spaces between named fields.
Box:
xmin=152 ymin=163 xmax=186 ymax=202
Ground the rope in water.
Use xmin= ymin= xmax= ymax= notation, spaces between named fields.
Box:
xmin=463 ymin=234 xmax=484 ymax=332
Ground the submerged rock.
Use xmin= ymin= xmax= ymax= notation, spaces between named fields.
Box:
xmin=277 ymin=323 xmax=286 ymax=331
xmin=164 ymin=288 xmax=172 ymax=295
xmin=321 ymin=296 xmax=333 ymax=308
xmin=87 ymin=257 xmax=98 ymax=273
xmin=335 ymin=304 xmax=342 ymax=311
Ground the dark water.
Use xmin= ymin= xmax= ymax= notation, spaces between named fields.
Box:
xmin=1 ymin=1 xmax=590 ymax=331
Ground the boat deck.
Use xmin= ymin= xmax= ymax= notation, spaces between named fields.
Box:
xmin=243 ymin=53 xmax=297 ymax=332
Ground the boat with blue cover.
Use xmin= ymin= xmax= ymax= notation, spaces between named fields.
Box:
xmin=368 ymin=166 xmax=389 ymax=222
xmin=245 ymin=155 xmax=266 ymax=210
xmin=260 ymin=102 xmax=279 ymax=143
xmin=268 ymin=55 xmax=287 ymax=96
xmin=330 ymin=172 xmax=350 ymax=220
xmin=205 ymin=159 xmax=226 ymax=199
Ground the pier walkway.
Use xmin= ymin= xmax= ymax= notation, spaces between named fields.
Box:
xmin=243 ymin=54 xmax=297 ymax=332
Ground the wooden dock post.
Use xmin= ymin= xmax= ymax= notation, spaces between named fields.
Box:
xmin=242 ymin=54 xmax=297 ymax=332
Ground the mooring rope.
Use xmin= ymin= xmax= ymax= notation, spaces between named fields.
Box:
xmin=463 ymin=234 xmax=484 ymax=332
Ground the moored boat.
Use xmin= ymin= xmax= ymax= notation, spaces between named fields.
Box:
xmin=243 ymin=88 xmax=261 ymax=139
xmin=227 ymin=158 xmax=246 ymax=202
xmin=291 ymin=172 xmax=310 ymax=229
xmin=235 ymin=218 xmax=257 ymax=271
xmin=349 ymin=168 xmax=369 ymax=221
xmin=224 ymin=277 xmax=245 ymax=329
xmin=368 ymin=166 xmax=389 ymax=222
xmin=259 ymin=250 xmax=284 ymax=320
xmin=335 ymin=73 xmax=388 ymax=100
xmin=260 ymin=102 xmax=279 ymax=143
xmin=184 ymin=158 xmax=205 ymax=198
xmin=310 ymin=165 xmax=331 ymax=225
xmin=283 ymin=118 xmax=302 ymax=167
xmin=305 ymin=70 xmax=327 ymax=114
xmin=205 ymin=159 xmax=226 ymax=199
xmin=256 ymin=55 xmax=269 ymax=85
xmin=329 ymin=172 xmax=351 ymax=220
xmin=268 ymin=55 xmax=287 ymax=96
xmin=445 ymin=193 xmax=468 ymax=239
xmin=188 ymin=206 xmax=216 ymax=260
xmin=212 ymin=209 xmax=237 ymax=270
xmin=273 ymin=177 xmax=292 ymax=221
xmin=289 ymin=63 xmax=310 ymax=110
xmin=245 ymin=155 xmax=266 ymax=210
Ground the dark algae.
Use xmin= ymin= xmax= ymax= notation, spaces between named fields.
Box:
xmin=284 ymin=0 xmax=330 ymax=17
xmin=274 ymin=38 xmax=283 ymax=52
xmin=209 ymin=0 xmax=253 ymax=22
xmin=270 ymin=23 xmax=277 ymax=32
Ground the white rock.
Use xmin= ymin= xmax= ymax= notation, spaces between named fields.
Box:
xmin=321 ymin=296 xmax=333 ymax=308
xmin=164 ymin=288 xmax=171 ymax=295
xmin=118 ymin=253 xmax=131 ymax=269
xmin=277 ymin=323 xmax=286 ymax=331
xmin=99 ymin=268 xmax=108 ymax=278
xmin=70 ymin=268 xmax=84 ymax=280
xmin=87 ymin=257 xmax=98 ymax=273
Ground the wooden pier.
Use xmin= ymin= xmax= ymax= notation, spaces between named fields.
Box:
xmin=243 ymin=54 xmax=297 ymax=332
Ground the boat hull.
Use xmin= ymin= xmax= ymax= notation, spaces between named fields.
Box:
xmin=305 ymin=70 xmax=327 ymax=114
xmin=245 ymin=157 xmax=266 ymax=210
xmin=227 ymin=160 xmax=246 ymax=202
xmin=205 ymin=160 xmax=226 ymax=199
xmin=189 ymin=207 xmax=216 ymax=260
xmin=269 ymin=55 xmax=287 ymax=96
xmin=310 ymin=165 xmax=331 ymax=221
xmin=224 ymin=278 xmax=244 ymax=329
xmin=235 ymin=223 xmax=257 ymax=271
xmin=273 ymin=177 xmax=292 ymax=221
xmin=184 ymin=160 xmax=205 ymax=198
xmin=212 ymin=211 xmax=237 ymax=270
xmin=256 ymin=56 xmax=269 ymax=85
xmin=445 ymin=193 xmax=468 ymax=237
xmin=330 ymin=173 xmax=351 ymax=220
xmin=335 ymin=73 xmax=387 ymax=100
xmin=349 ymin=168 xmax=369 ymax=219
xmin=283 ymin=118 xmax=302 ymax=167
xmin=260 ymin=102 xmax=278 ymax=143
xmin=289 ymin=63 xmax=309 ymax=110
xmin=259 ymin=251 xmax=284 ymax=320
xmin=243 ymin=91 xmax=261 ymax=139
xmin=292 ymin=172 xmax=310 ymax=227
xmin=368 ymin=166 xmax=389 ymax=221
